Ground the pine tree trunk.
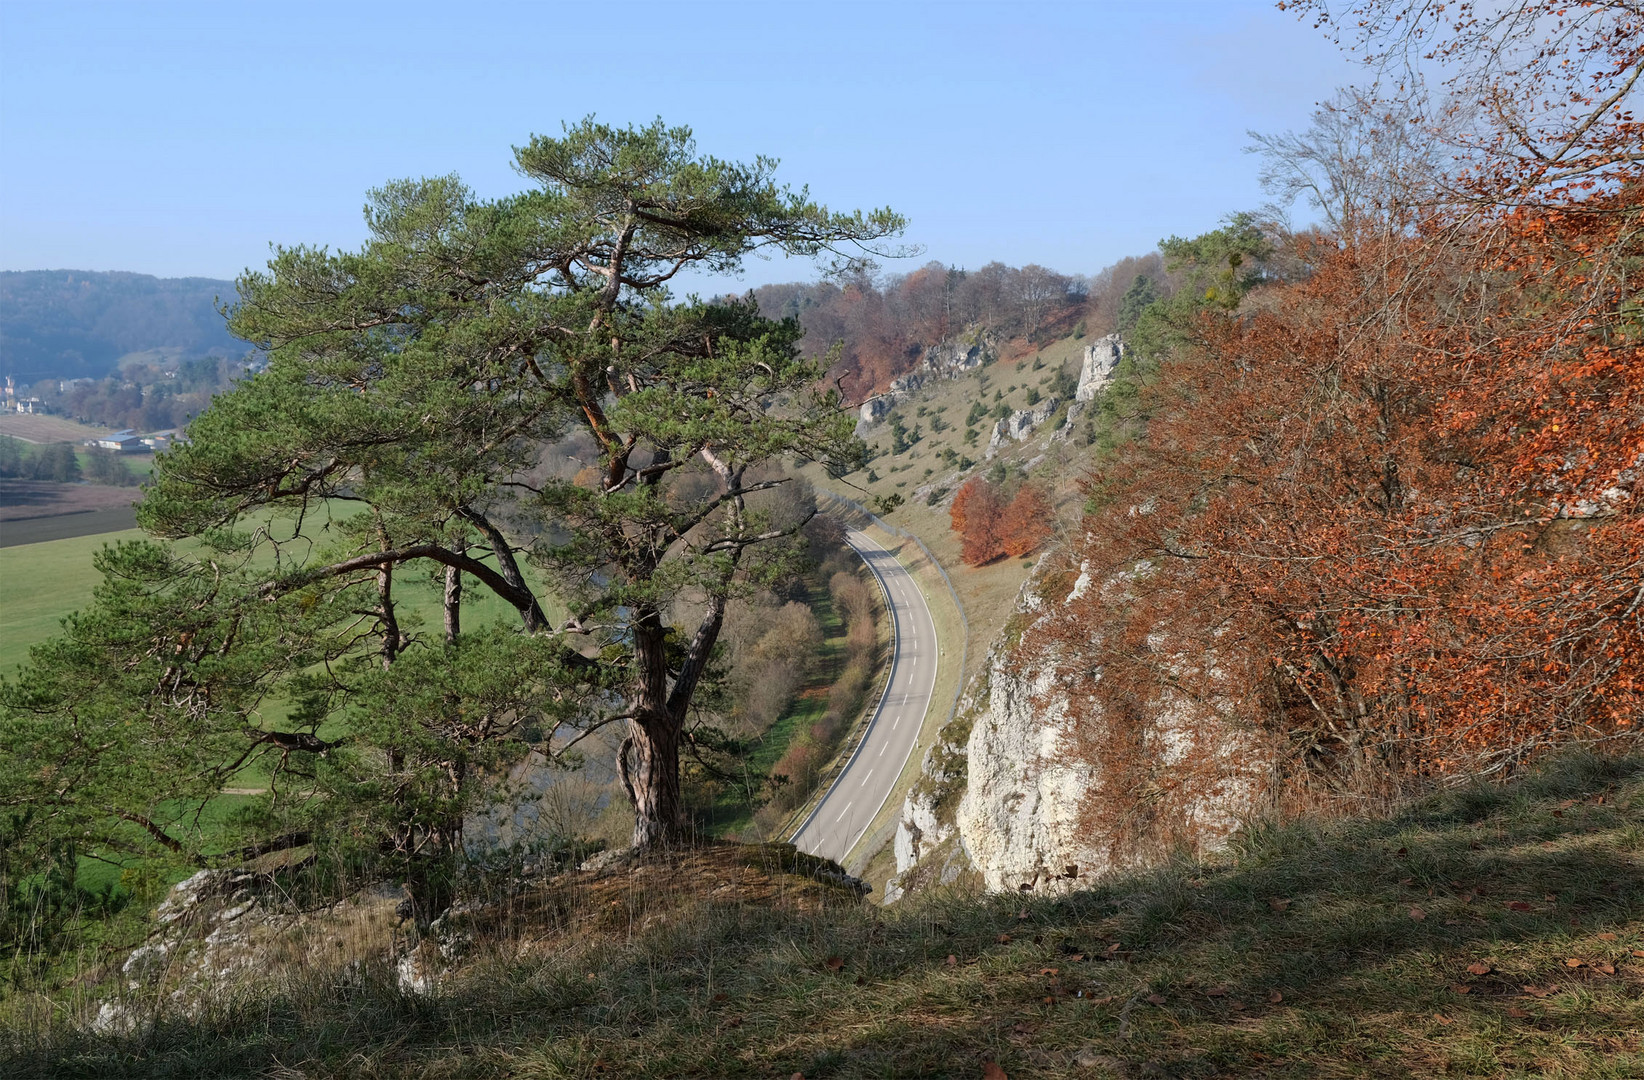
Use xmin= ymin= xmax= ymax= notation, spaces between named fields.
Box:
xmin=626 ymin=717 xmax=685 ymax=847
xmin=624 ymin=609 xmax=687 ymax=846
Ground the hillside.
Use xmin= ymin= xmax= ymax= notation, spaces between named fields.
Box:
xmin=0 ymin=270 xmax=241 ymax=384
xmin=8 ymin=753 xmax=1639 ymax=1078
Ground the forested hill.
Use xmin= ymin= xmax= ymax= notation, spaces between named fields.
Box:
xmin=0 ymin=270 xmax=242 ymax=383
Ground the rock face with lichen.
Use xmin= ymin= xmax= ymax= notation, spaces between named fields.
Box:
xmin=887 ymin=559 xmax=1269 ymax=901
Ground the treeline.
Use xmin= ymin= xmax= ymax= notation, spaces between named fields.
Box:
xmin=40 ymin=355 xmax=240 ymax=432
xmin=749 ymin=251 xmax=1198 ymax=401
xmin=1034 ymin=3 xmax=1642 ymax=822
xmin=0 ymin=270 xmax=239 ymax=383
xmin=751 ymin=262 xmax=1080 ymax=399
xmin=0 ymin=437 xmax=138 ymax=486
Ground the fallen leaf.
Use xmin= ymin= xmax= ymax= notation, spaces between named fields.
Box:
xmin=1450 ymin=983 xmax=1472 ymax=994
xmin=1268 ymin=990 xmax=1284 ymax=1003
xmin=1268 ymin=897 xmax=1291 ymax=911
xmin=1545 ymin=893 xmax=1558 ymax=902
xmin=1508 ymin=901 xmax=1533 ymax=912
xmin=1409 ymin=906 xmax=1427 ymax=921
xmin=1505 ymin=1006 xmax=1530 ymax=1018
xmin=1597 ymin=932 xmax=1617 ymax=941
xmin=945 ymin=954 xmax=958 ymax=967
xmin=824 ymin=956 xmax=844 ymax=972
xmin=1069 ymin=953 xmax=1085 ymax=962
xmin=711 ymin=992 xmax=728 ymax=1003
xmin=1565 ymin=958 xmax=1584 ymax=968
xmin=981 ymin=1062 xmax=1008 ymax=1080
xmin=1559 ymin=799 xmax=1576 ymax=809
xmin=1106 ymin=942 xmax=1122 ymax=955
xmin=1399 ymin=876 xmax=1414 ymax=886
xmin=1396 ymin=847 xmax=1409 ymax=857
xmin=1089 ymin=994 xmax=1116 ymax=1005
xmin=1633 ymin=949 xmax=1644 ymax=958
xmin=997 ymin=934 xmax=1012 ymax=945
xmin=1018 ymin=908 xmax=1030 ymax=920
xmin=725 ymin=1016 xmax=742 ymax=1028
xmin=1145 ymin=993 xmax=1167 ymax=1005
xmin=1552 ymin=809 xmax=1564 ymax=818
xmin=1206 ymin=986 xmax=1228 ymax=997
xmin=1043 ymin=995 xmax=1057 ymax=1005
xmin=1039 ymin=967 xmax=1059 ymax=976
xmin=792 ymin=1074 xmax=805 ymax=1080
xmin=1466 ymin=962 xmax=1492 ymax=975
xmin=1522 ymin=984 xmax=1556 ymax=998
xmin=1591 ymin=961 xmax=1616 ymax=975
xmin=1434 ymin=1013 xmax=1454 ymax=1025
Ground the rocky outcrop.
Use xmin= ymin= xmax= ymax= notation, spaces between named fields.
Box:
xmin=888 ymin=558 xmax=1270 ymax=901
xmin=857 ymin=337 xmax=994 ymax=430
xmin=93 ymin=868 xmax=410 ymax=1033
xmin=985 ymin=395 xmax=1061 ymax=457
xmin=1075 ymin=334 xmax=1124 ymax=402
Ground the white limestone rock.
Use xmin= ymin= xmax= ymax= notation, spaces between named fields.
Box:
xmin=955 ymin=643 xmax=1098 ymax=894
xmin=1075 ymin=334 xmax=1124 ymax=402
xmin=894 ymin=557 xmax=1269 ymax=901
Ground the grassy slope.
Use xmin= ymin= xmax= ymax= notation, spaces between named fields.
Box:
xmin=13 ymin=753 xmax=1639 ymax=1079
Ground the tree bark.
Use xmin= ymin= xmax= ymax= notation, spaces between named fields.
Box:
xmin=626 ymin=606 xmax=687 ymax=845
xmin=443 ymin=556 xmax=462 ymax=646
xmin=626 ymin=715 xmax=685 ymax=846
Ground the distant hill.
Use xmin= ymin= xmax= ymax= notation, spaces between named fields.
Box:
xmin=0 ymin=270 xmax=243 ymax=384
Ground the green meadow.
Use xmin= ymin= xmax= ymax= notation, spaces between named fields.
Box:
xmin=0 ymin=528 xmax=147 ymax=674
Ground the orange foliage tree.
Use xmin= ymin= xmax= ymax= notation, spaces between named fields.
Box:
xmin=1041 ymin=2 xmax=1641 ymax=786
xmin=1001 ymin=483 xmax=1054 ymax=557
xmin=951 ymin=477 xmax=1055 ymax=565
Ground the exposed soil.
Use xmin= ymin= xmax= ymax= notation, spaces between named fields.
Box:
xmin=0 ymin=480 xmax=138 ymax=521
xmin=0 ymin=480 xmax=140 ymax=546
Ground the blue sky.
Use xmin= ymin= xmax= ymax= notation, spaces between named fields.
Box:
xmin=0 ymin=1 xmax=1366 ymax=289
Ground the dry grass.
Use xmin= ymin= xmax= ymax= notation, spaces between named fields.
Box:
xmin=0 ymin=415 xmax=110 ymax=445
xmin=8 ymin=752 xmax=1640 ymax=1078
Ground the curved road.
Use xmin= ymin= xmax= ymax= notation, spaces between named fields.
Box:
xmin=792 ymin=527 xmax=940 ymax=866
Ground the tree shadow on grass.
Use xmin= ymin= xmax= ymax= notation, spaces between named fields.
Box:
xmin=9 ymin=754 xmax=1642 ymax=1079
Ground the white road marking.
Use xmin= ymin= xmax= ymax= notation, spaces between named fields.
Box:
xmin=835 ymin=803 xmax=851 ymax=823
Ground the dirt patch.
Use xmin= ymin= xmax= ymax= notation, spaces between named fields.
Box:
xmin=0 ymin=480 xmax=138 ymax=521
xmin=0 ymin=413 xmax=109 ymax=444
xmin=0 ymin=481 xmax=140 ymax=546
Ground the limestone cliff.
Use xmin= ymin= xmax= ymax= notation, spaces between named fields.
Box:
xmin=886 ymin=557 xmax=1270 ymax=902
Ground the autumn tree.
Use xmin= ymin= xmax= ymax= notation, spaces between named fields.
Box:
xmin=0 ymin=120 xmax=905 ymax=919
xmin=1039 ymin=2 xmax=1642 ymax=807
xmin=950 ymin=476 xmax=1004 ymax=565
xmin=1000 ymin=483 xmax=1053 ymax=557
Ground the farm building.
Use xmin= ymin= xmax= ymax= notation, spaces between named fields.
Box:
xmin=93 ymin=430 xmax=144 ymax=453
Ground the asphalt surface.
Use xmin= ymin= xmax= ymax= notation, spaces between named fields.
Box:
xmin=791 ymin=527 xmax=940 ymax=866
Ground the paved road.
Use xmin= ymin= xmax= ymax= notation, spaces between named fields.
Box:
xmin=792 ymin=527 xmax=940 ymax=866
